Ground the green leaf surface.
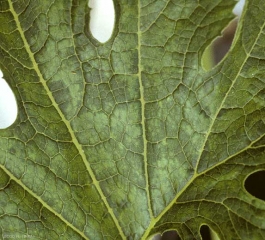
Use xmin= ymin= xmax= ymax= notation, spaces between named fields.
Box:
xmin=0 ymin=0 xmax=264 ymax=239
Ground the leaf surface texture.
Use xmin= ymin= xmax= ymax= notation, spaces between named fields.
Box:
xmin=0 ymin=0 xmax=264 ymax=239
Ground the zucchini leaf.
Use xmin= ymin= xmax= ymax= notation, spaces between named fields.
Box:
xmin=0 ymin=0 xmax=264 ymax=239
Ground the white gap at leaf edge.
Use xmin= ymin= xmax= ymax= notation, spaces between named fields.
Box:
xmin=233 ymin=0 xmax=245 ymax=17
xmin=0 ymin=0 xmax=246 ymax=129
xmin=89 ymin=0 xmax=115 ymax=43
xmin=0 ymin=74 xmax=17 ymax=129
xmin=0 ymin=1 xmax=115 ymax=128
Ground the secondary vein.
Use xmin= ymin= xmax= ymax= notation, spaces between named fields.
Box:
xmin=137 ymin=0 xmax=154 ymax=223
xmin=0 ymin=164 xmax=90 ymax=240
xmin=142 ymin=12 xmax=265 ymax=239
xmin=7 ymin=1 xmax=126 ymax=239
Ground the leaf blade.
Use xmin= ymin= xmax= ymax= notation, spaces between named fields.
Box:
xmin=0 ymin=0 xmax=264 ymax=239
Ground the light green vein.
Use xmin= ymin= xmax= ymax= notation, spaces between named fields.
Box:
xmin=7 ymin=1 xmax=126 ymax=239
xmin=0 ymin=164 xmax=89 ymax=240
xmin=0 ymin=45 xmax=33 ymax=70
xmin=138 ymin=0 xmax=154 ymax=222
xmin=194 ymin=15 xmax=265 ymax=174
xmin=142 ymin=135 xmax=265 ymax=239
xmin=142 ymin=7 xmax=265 ymax=240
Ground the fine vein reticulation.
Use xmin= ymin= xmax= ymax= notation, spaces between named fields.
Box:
xmin=0 ymin=0 xmax=265 ymax=240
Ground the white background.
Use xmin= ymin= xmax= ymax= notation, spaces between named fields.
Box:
xmin=0 ymin=0 xmax=247 ymax=238
xmin=0 ymin=0 xmax=115 ymax=129
xmin=0 ymin=0 xmax=245 ymax=128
